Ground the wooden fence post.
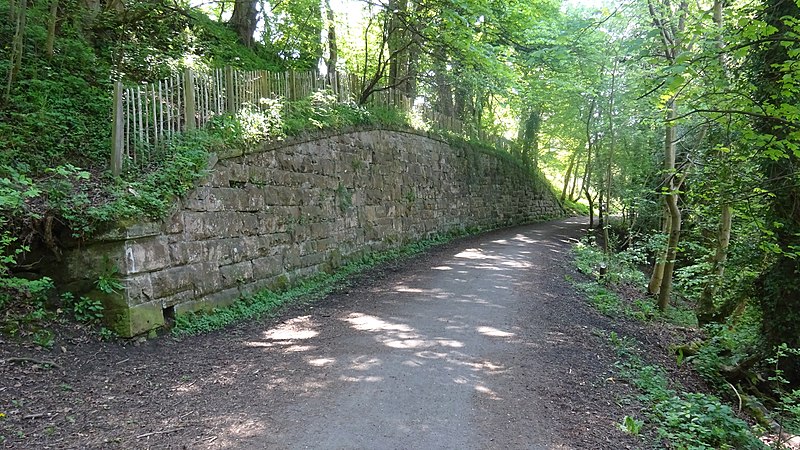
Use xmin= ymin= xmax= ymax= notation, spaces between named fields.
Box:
xmin=111 ymin=81 xmax=124 ymax=176
xmin=184 ymin=67 xmax=196 ymax=131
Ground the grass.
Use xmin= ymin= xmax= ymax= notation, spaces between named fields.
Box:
xmin=173 ymin=225 xmax=486 ymax=337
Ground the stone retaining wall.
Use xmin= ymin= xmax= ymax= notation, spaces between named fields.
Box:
xmin=59 ymin=128 xmax=563 ymax=336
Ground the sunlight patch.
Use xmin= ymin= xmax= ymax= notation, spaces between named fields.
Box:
xmin=307 ymin=357 xmax=336 ymax=367
xmin=339 ymin=375 xmax=383 ymax=382
xmin=264 ymin=315 xmax=319 ymax=340
xmin=477 ymin=326 xmax=515 ymax=338
xmin=512 ymin=234 xmax=537 ymax=244
xmin=344 ymin=312 xmax=414 ymax=332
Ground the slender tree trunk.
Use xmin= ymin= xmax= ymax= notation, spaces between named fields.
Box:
xmin=435 ymin=62 xmax=453 ymax=116
xmin=218 ymin=1 xmax=227 ymax=22
xmin=648 ymin=208 xmax=670 ymax=295
xmin=603 ymin=60 xmax=618 ymax=253
xmin=561 ymin=149 xmax=578 ymax=203
xmin=582 ymin=98 xmax=597 ymax=227
xmin=45 ymin=0 xmax=58 ymax=59
xmin=657 ymin=100 xmax=682 ymax=311
xmin=698 ymin=204 xmax=732 ymax=323
xmin=584 ymin=142 xmax=595 ymax=228
xmin=5 ymin=0 xmax=26 ymax=103
xmin=570 ymin=149 xmax=583 ymax=201
xmin=697 ymin=0 xmax=733 ymax=324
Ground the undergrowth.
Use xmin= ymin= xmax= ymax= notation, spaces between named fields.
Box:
xmin=173 ymin=225 xmax=484 ymax=337
xmin=574 ymin=238 xmax=765 ymax=448
xmin=608 ymin=331 xmax=766 ymax=449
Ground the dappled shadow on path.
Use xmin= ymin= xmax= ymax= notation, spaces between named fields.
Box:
xmin=12 ymin=218 xmax=612 ymax=449
xmin=152 ymin=218 xmax=589 ymax=449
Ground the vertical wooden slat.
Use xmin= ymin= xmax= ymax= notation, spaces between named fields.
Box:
xmin=158 ymin=80 xmax=166 ymax=143
xmin=225 ymin=67 xmax=234 ymax=114
xmin=143 ymin=85 xmax=151 ymax=148
xmin=136 ymin=86 xmax=144 ymax=158
xmin=125 ymin=87 xmax=131 ymax=162
xmin=110 ymin=81 xmax=124 ymax=176
xmin=176 ymin=73 xmax=182 ymax=132
xmin=150 ymin=82 xmax=157 ymax=147
xmin=184 ymin=67 xmax=196 ymax=131
xmin=199 ymin=74 xmax=205 ymax=125
xmin=166 ymin=77 xmax=172 ymax=138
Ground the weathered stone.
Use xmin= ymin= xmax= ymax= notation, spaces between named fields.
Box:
xmin=122 ymin=236 xmax=171 ymax=275
xmin=219 ymin=260 xmax=254 ymax=286
xmin=47 ymin=129 xmax=562 ymax=336
xmin=251 ymin=255 xmax=283 ymax=279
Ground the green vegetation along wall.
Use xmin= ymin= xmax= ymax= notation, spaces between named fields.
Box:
xmin=48 ymin=127 xmax=562 ymax=336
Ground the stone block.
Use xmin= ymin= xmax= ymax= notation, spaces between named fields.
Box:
xmin=160 ymin=290 xmax=195 ymax=308
xmin=122 ymin=236 xmax=171 ymax=275
xmin=204 ymin=211 xmax=245 ymax=238
xmin=184 ymin=187 xmax=223 ymax=212
xmin=149 ymin=265 xmax=198 ymax=299
xmin=124 ymin=273 xmax=154 ymax=306
xmin=251 ymin=255 xmax=283 ymax=279
xmin=94 ymin=221 xmax=162 ymax=242
xmin=107 ymin=299 xmax=165 ymax=338
xmin=174 ymin=287 xmax=240 ymax=316
xmin=164 ymin=210 xmax=184 ymax=234
xmin=183 ymin=212 xmax=210 ymax=240
xmin=219 ymin=260 xmax=254 ymax=286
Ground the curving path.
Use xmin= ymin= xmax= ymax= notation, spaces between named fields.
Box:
xmin=0 ymin=217 xmax=641 ymax=449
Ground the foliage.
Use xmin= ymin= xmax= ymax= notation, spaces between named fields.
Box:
xmin=609 ymin=332 xmax=766 ymax=450
xmin=60 ymin=292 xmax=103 ymax=324
xmin=618 ymin=415 xmax=644 ymax=436
xmin=573 ymin=238 xmax=648 ymax=288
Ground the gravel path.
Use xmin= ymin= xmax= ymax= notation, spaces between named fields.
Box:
xmin=1 ymin=217 xmax=643 ymax=449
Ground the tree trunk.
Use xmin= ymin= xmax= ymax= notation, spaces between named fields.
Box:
xmin=324 ymin=0 xmax=338 ymax=80
xmin=386 ymin=0 xmax=411 ymax=103
xmin=657 ymin=100 xmax=682 ymax=311
xmin=4 ymin=0 xmax=26 ymax=103
xmin=603 ymin=60 xmax=618 ymax=254
xmin=584 ymin=142 xmax=595 ymax=228
xmin=520 ymin=109 xmax=542 ymax=169
xmin=561 ymin=149 xmax=578 ymax=203
xmin=435 ymin=63 xmax=453 ymax=116
xmin=582 ymin=98 xmax=597 ymax=227
xmin=570 ymin=149 xmax=583 ymax=201
xmin=648 ymin=209 xmax=670 ymax=295
xmin=697 ymin=204 xmax=732 ymax=323
xmin=230 ymin=0 xmax=258 ymax=47
xmin=45 ymin=0 xmax=58 ymax=59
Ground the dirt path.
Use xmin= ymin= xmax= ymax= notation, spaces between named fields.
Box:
xmin=1 ymin=217 xmax=643 ymax=449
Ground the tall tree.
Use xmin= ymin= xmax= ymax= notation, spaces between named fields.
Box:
xmin=645 ymin=0 xmax=689 ymax=311
xmin=230 ymin=0 xmax=258 ymax=47
xmin=4 ymin=0 xmax=27 ymax=103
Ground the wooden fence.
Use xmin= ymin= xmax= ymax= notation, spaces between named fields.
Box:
xmin=111 ymin=67 xmax=514 ymax=175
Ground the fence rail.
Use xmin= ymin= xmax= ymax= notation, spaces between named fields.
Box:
xmin=111 ymin=67 xmax=515 ymax=175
